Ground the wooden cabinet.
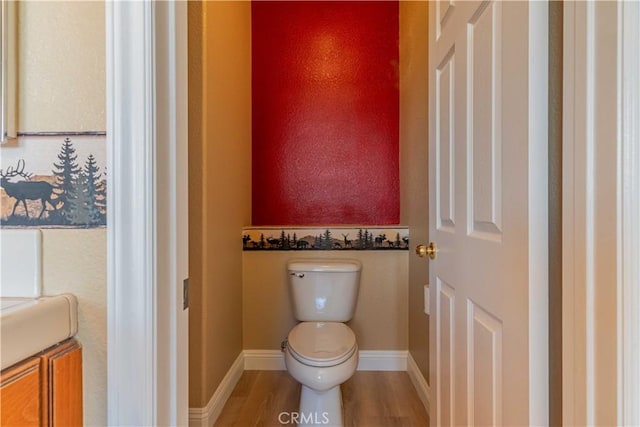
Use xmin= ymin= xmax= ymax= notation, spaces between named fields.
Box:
xmin=0 ymin=339 xmax=82 ymax=426
xmin=0 ymin=357 xmax=42 ymax=426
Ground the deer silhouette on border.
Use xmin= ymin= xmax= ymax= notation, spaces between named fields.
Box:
xmin=1 ymin=159 xmax=56 ymax=219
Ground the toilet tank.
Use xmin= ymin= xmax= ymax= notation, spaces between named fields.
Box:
xmin=287 ymin=259 xmax=361 ymax=322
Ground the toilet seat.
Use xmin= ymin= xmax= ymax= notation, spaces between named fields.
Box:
xmin=287 ymin=322 xmax=357 ymax=368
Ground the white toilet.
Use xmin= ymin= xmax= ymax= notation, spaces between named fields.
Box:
xmin=283 ymin=259 xmax=361 ymax=427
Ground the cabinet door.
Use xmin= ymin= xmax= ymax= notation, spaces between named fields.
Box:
xmin=0 ymin=357 xmax=42 ymax=426
xmin=45 ymin=341 xmax=83 ymax=426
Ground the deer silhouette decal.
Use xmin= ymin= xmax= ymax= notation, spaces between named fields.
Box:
xmin=1 ymin=160 xmax=56 ymax=219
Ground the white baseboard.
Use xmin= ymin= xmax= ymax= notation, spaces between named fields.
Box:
xmin=189 ymin=349 xmax=414 ymax=426
xmin=243 ymin=349 xmax=286 ymax=370
xmin=188 ymin=352 xmax=244 ymax=427
xmin=357 ymin=350 xmax=408 ymax=371
xmin=406 ymin=352 xmax=431 ymax=416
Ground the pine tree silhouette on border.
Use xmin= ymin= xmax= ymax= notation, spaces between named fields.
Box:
xmin=83 ymin=154 xmax=106 ymax=225
xmin=67 ymin=171 xmax=92 ymax=226
xmin=323 ymin=229 xmax=332 ymax=249
xmin=94 ymin=166 xmax=107 ymax=223
xmin=52 ymin=138 xmax=81 ymax=224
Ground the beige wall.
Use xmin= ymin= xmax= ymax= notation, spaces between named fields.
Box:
xmin=400 ymin=1 xmax=430 ymax=380
xmin=188 ymin=1 xmax=252 ymax=408
xmin=41 ymin=230 xmax=106 ymax=426
xmin=18 ymin=1 xmax=105 ymax=132
xmin=243 ymin=252 xmax=408 ymax=350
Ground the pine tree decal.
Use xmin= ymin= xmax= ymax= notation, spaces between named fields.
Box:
xmin=52 ymin=138 xmax=81 ymax=223
xmin=357 ymin=229 xmax=365 ymax=249
xmin=95 ymin=166 xmax=107 ymax=222
xmin=395 ymin=233 xmax=401 ymax=248
xmin=82 ymin=154 xmax=106 ymax=225
xmin=280 ymin=230 xmax=289 ymax=249
xmin=323 ymin=229 xmax=332 ymax=249
xmin=66 ymin=172 xmax=92 ymax=226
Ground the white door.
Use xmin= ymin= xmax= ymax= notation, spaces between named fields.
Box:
xmin=428 ymin=1 xmax=548 ymax=426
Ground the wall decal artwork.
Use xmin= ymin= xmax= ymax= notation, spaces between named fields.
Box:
xmin=0 ymin=136 xmax=106 ymax=228
xmin=243 ymin=227 xmax=408 ymax=251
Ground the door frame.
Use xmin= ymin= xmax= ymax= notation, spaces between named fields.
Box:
xmin=562 ymin=1 xmax=640 ymax=424
xmin=106 ymin=2 xmax=189 ymax=425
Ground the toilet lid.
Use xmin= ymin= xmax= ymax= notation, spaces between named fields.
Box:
xmin=288 ymin=322 xmax=357 ymax=367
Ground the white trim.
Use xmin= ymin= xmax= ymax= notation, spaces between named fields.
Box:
xmin=527 ymin=4 xmax=550 ymax=425
xmin=563 ymin=1 xmax=637 ymax=425
xmin=562 ymin=3 xmax=596 ymax=423
xmin=407 ymin=352 xmax=431 ymax=416
xmin=155 ymin=2 xmax=190 ymax=425
xmin=618 ymin=1 xmax=640 ymax=424
xmin=107 ymin=2 xmax=188 ymax=425
xmin=1 ymin=0 xmax=17 ymax=144
xmin=188 ymin=352 xmax=244 ymax=427
xmin=356 ymin=350 xmax=408 ymax=371
xmin=243 ymin=349 xmax=287 ymax=371
xmin=107 ymin=2 xmax=157 ymax=425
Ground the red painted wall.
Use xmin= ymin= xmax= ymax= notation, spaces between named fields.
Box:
xmin=252 ymin=1 xmax=399 ymax=225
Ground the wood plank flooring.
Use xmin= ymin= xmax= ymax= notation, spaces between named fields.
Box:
xmin=215 ymin=371 xmax=429 ymax=427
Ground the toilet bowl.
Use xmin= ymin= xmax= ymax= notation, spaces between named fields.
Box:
xmin=285 ymin=260 xmax=362 ymax=427
xmin=284 ymin=322 xmax=358 ymax=427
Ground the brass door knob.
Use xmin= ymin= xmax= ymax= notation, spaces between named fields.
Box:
xmin=416 ymin=242 xmax=438 ymax=259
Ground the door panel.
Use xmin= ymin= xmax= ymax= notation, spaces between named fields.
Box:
xmin=436 ymin=1 xmax=455 ymax=40
xmin=436 ymin=48 xmax=456 ymax=232
xmin=467 ymin=1 xmax=502 ymax=239
xmin=467 ymin=300 xmax=502 ymax=426
xmin=436 ymin=278 xmax=456 ymax=426
xmin=429 ymin=1 xmax=548 ymax=425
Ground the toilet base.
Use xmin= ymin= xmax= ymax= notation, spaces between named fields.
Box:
xmin=299 ymin=384 xmax=343 ymax=427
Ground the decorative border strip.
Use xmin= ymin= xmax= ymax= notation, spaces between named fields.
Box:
xmin=1 ymin=136 xmax=107 ymax=228
xmin=242 ymin=226 xmax=409 ymax=251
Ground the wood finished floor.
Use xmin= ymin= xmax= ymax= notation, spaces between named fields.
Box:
xmin=214 ymin=371 xmax=429 ymax=427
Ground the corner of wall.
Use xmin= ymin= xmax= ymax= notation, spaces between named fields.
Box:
xmin=399 ymin=0 xmax=430 ymax=381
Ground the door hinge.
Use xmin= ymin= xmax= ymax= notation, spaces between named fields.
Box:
xmin=183 ymin=278 xmax=190 ymax=310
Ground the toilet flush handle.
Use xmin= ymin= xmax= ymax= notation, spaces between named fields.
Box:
xmin=290 ymin=272 xmax=305 ymax=278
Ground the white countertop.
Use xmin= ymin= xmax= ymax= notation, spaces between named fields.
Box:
xmin=1 ymin=294 xmax=78 ymax=370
